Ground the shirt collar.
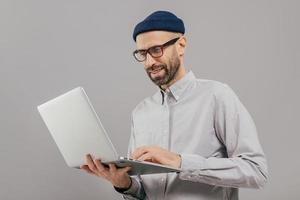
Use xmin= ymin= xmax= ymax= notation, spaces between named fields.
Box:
xmin=153 ymin=70 xmax=196 ymax=105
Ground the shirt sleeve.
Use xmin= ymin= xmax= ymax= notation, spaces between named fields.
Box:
xmin=114 ymin=114 xmax=146 ymax=200
xmin=179 ymin=84 xmax=268 ymax=189
xmin=117 ymin=176 xmax=146 ymax=200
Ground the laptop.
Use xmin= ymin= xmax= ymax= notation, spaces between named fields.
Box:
xmin=37 ymin=87 xmax=181 ymax=176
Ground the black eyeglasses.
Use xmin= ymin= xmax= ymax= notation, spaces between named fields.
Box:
xmin=133 ymin=37 xmax=180 ymax=62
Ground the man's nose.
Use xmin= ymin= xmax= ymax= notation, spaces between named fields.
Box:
xmin=144 ymin=53 xmax=156 ymax=68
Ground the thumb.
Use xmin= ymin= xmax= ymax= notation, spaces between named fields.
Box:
xmin=120 ymin=166 xmax=131 ymax=173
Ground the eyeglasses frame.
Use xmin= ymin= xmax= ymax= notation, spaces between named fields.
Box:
xmin=133 ymin=37 xmax=181 ymax=62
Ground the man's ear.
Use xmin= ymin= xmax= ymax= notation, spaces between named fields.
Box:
xmin=177 ymin=36 xmax=187 ymax=56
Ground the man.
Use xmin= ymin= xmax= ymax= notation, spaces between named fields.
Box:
xmin=80 ymin=11 xmax=268 ymax=200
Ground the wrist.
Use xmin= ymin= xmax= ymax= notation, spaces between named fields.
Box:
xmin=114 ymin=177 xmax=132 ymax=191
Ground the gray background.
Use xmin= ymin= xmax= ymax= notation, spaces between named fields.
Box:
xmin=0 ymin=0 xmax=299 ymax=199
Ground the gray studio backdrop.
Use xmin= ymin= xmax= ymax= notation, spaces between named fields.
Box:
xmin=0 ymin=0 xmax=299 ymax=199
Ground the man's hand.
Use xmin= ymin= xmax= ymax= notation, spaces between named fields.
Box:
xmin=131 ymin=145 xmax=181 ymax=168
xmin=80 ymin=154 xmax=132 ymax=189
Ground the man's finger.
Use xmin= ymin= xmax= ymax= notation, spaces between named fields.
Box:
xmin=80 ymin=165 xmax=94 ymax=174
xmin=85 ymin=154 xmax=98 ymax=173
xmin=94 ymin=159 xmax=109 ymax=177
xmin=108 ymin=163 xmax=117 ymax=173
xmin=137 ymin=152 xmax=153 ymax=162
xmin=132 ymin=147 xmax=148 ymax=159
xmin=120 ymin=166 xmax=131 ymax=173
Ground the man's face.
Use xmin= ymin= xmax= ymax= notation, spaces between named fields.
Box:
xmin=135 ymin=31 xmax=181 ymax=87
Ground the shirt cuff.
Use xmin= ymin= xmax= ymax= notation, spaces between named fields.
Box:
xmin=114 ymin=177 xmax=132 ymax=193
xmin=179 ymin=153 xmax=206 ymax=179
xmin=114 ymin=176 xmax=140 ymax=195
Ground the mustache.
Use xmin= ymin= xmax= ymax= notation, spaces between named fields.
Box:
xmin=146 ymin=64 xmax=167 ymax=73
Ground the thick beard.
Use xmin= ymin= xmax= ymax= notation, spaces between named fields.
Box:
xmin=146 ymin=56 xmax=180 ymax=87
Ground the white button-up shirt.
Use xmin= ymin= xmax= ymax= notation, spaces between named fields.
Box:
xmin=119 ymin=71 xmax=268 ymax=200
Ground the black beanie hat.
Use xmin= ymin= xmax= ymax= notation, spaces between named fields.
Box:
xmin=133 ymin=11 xmax=185 ymax=42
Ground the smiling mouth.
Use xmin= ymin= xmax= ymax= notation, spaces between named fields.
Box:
xmin=149 ymin=66 xmax=164 ymax=74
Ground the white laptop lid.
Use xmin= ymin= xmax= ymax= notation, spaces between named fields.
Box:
xmin=37 ymin=87 xmax=119 ymax=168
